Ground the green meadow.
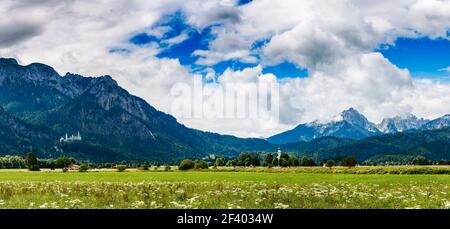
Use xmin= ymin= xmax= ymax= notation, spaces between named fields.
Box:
xmin=0 ymin=167 xmax=449 ymax=209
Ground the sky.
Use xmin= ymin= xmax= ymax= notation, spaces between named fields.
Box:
xmin=0 ymin=0 xmax=449 ymax=137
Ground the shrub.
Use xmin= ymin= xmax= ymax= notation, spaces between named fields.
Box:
xmin=194 ymin=160 xmax=209 ymax=169
xmin=179 ymin=159 xmax=195 ymax=170
xmin=62 ymin=168 xmax=68 ymax=173
xmin=325 ymin=160 xmax=336 ymax=168
xmin=79 ymin=164 xmax=89 ymax=172
xmin=341 ymin=156 xmax=357 ymax=167
xmin=55 ymin=156 xmax=75 ymax=169
xmin=164 ymin=166 xmax=171 ymax=171
xmin=116 ymin=165 xmax=127 ymax=172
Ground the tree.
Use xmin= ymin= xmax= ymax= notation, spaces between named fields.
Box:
xmin=277 ymin=153 xmax=290 ymax=167
xmin=49 ymin=160 xmax=56 ymax=170
xmin=79 ymin=163 xmax=89 ymax=172
xmin=411 ymin=156 xmax=430 ymax=165
xmin=237 ymin=153 xmax=251 ymax=166
xmin=226 ymin=160 xmax=236 ymax=167
xmin=325 ymin=160 xmax=336 ymax=168
xmin=289 ymin=156 xmax=300 ymax=167
xmin=215 ymin=157 xmax=225 ymax=167
xmin=249 ymin=153 xmax=261 ymax=166
xmin=139 ymin=161 xmax=151 ymax=170
xmin=55 ymin=156 xmax=75 ymax=169
xmin=341 ymin=156 xmax=357 ymax=167
xmin=194 ymin=160 xmax=209 ymax=169
xmin=272 ymin=158 xmax=279 ymax=167
xmin=299 ymin=156 xmax=316 ymax=166
xmin=116 ymin=165 xmax=127 ymax=172
xmin=279 ymin=158 xmax=289 ymax=167
xmin=179 ymin=159 xmax=195 ymax=170
xmin=437 ymin=160 xmax=450 ymax=165
xmin=25 ymin=152 xmax=40 ymax=171
xmin=265 ymin=154 xmax=274 ymax=167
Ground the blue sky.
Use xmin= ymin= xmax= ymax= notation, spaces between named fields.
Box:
xmin=128 ymin=11 xmax=449 ymax=80
xmin=379 ymin=38 xmax=450 ymax=78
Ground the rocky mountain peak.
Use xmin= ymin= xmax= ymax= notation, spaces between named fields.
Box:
xmin=341 ymin=108 xmax=365 ymax=121
xmin=86 ymin=75 xmax=121 ymax=96
xmin=378 ymin=114 xmax=429 ymax=133
xmin=95 ymin=75 xmax=118 ymax=86
xmin=421 ymin=114 xmax=450 ymax=130
xmin=340 ymin=108 xmax=378 ymax=132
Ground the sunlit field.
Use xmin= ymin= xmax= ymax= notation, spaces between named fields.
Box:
xmin=0 ymin=167 xmax=449 ymax=209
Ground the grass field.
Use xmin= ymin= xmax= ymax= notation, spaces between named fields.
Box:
xmin=0 ymin=167 xmax=449 ymax=209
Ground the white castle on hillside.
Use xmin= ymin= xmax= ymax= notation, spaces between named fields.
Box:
xmin=60 ymin=131 xmax=82 ymax=143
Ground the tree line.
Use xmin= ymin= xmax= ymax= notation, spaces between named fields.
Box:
xmin=178 ymin=152 xmax=450 ymax=170
xmin=178 ymin=152 xmax=359 ymax=170
xmin=1 ymin=152 xmax=448 ymax=172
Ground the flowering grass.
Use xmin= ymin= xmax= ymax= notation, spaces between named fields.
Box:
xmin=0 ymin=181 xmax=449 ymax=209
xmin=0 ymin=169 xmax=449 ymax=209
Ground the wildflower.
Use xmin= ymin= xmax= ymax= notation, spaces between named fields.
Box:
xmin=444 ymin=201 xmax=450 ymax=209
xmin=274 ymin=203 xmax=289 ymax=209
xmin=132 ymin=201 xmax=146 ymax=208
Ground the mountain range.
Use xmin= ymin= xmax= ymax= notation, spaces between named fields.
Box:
xmin=268 ymin=108 xmax=449 ymax=144
xmin=0 ymin=57 xmax=449 ymax=163
xmin=0 ymin=58 xmax=274 ymax=162
xmin=281 ymin=127 xmax=450 ymax=163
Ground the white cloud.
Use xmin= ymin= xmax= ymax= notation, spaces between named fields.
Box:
xmin=193 ymin=27 xmax=257 ymax=65
xmin=0 ymin=0 xmax=449 ymax=138
xmin=161 ymin=32 xmax=189 ymax=46
xmin=439 ymin=66 xmax=450 ymax=72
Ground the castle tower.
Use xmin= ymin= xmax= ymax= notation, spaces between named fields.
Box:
xmin=277 ymin=147 xmax=282 ymax=160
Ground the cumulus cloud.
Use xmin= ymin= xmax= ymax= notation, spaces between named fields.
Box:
xmin=278 ymin=53 xmax=414 ymax=124
xmin=0 ymin=22 xmax=43 ymax=47
xmin=182 ymin=0 xmax=242 ymax=28
xmin=0 ymin=0 xmax=449 ymax=137
xmin=193 ymin=25 xmax=258 ymax=65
